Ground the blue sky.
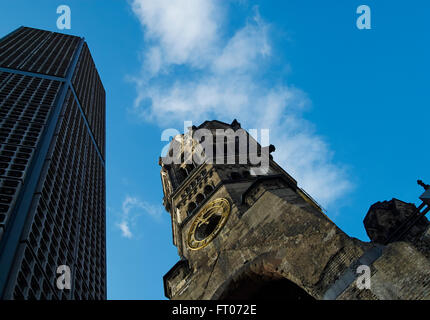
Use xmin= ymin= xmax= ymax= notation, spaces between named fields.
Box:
xmin=0 ymin=0 xmax=429 ymax=300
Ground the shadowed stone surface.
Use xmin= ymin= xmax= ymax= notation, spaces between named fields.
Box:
xmin=364 ymin=199 xmax=429 ymax=244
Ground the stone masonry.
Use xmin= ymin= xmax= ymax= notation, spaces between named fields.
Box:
xmin=160 ymin=120 xmax=430 ymax=300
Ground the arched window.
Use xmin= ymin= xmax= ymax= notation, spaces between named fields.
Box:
xmin=219 ymin=273 xmax=315 ymax=300
xmin=187 ymin=202 xmax=197 ymax=216
xmin=204 ymin=185 xmax=214 ymax=196
xmin=195 ymin=193 xmax=205 ymax=204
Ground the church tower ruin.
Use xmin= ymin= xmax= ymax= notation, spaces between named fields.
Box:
xmin=159 ymin=119 xmax=430 ymax=300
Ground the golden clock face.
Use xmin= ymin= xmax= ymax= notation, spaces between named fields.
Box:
xmin=187 ymin=198 xmax=231 ymax=250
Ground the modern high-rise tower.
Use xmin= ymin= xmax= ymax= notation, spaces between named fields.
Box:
xmin=0 ymin=27 xmax=106 ymax=300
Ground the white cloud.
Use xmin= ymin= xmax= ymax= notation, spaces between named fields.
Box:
xmin=130 ymin=1 xmax=352 ymax=210
xmin=116 ymin=195 xmax=162 ymax=239
xmin=117 ymin=221 xmax=133 ymax=239
xmin=132 ymin=0 xmax=222 ymax=70
xmin=122 ymin=195 xmax=162 ymax=220
xmin=213 ymin=11 xmax=270 ymax=74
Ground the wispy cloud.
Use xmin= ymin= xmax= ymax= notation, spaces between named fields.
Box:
xmin=117 ymin=221 xmax=133 ymax=239
xmin=129 ymin=1 xmax=352 ymax=209
xmin=131 ymin=0 xmax=222 ymax=75
xmin=116 ymin=195 xmax=163 ymax=239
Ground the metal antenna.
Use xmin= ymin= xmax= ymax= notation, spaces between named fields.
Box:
xmin=418 ymin=180 xmax=430 ymax=191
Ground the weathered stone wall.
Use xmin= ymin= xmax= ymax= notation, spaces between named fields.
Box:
xmin=168 ymin=179 xmax=370 ymax=299
xmin=166 ymin=178 xmax=430 ymax=300
xmin=338 ymin=242 xmax=430 ymax=299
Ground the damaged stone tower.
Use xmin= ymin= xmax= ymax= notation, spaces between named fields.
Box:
xmin=159 ymin=119 xmax=430 ymax=300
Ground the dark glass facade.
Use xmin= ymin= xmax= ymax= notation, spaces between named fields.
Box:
xmin=0 ymin=27 xmax=106 ymax=300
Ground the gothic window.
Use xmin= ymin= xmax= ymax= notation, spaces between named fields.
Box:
xmin=187 ymin=202 xmax=197 ymax=216
xmin=204 ymin=185 xmax=214 ymax=196
xmin=195 ymin=193 xmax=204 ymax=205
